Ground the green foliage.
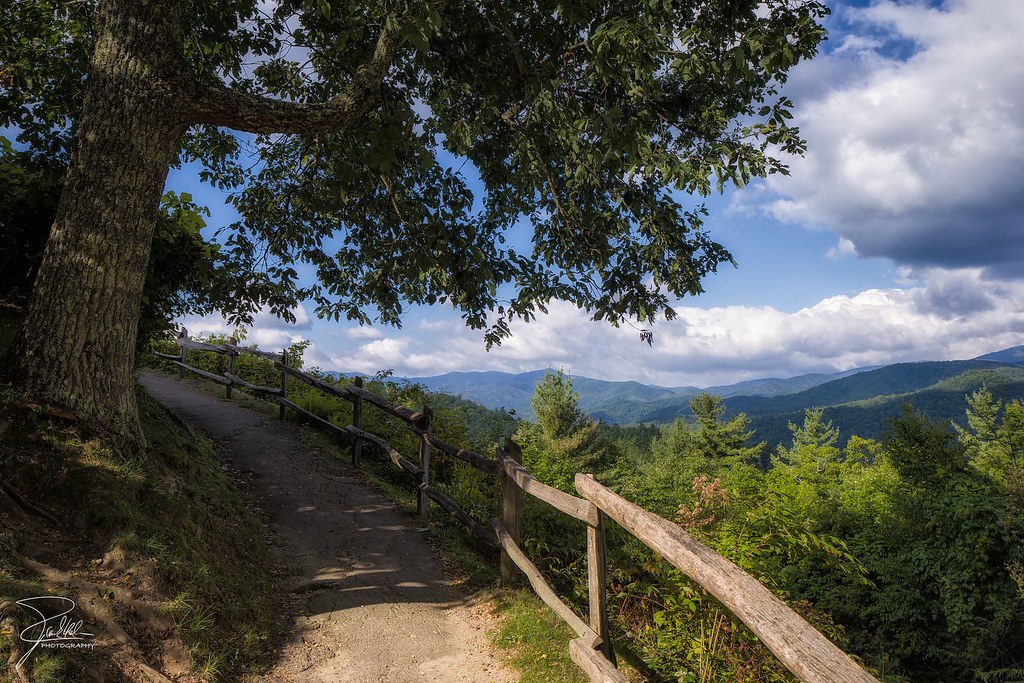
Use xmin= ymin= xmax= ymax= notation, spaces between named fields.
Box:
xmin=958 ymin=386 xmax=1024 ymax=482
xmin=518 ymin=371 xmax=619 ymax=491
xmin=688 ymin=393 xmax=764 ymax=471
xmin=0 ymin=1 xmax=92 ymax=160
xmin=603 ymin=529 xmax=795 ymax=683
xmin=611 ymin=399 xmax=1024 ymax=682
xmin=0 ymin=148 xmax=63 ymax=298
xmin=769 ymin=408 xmax=1024 ymax=680
xmin=627 ymin=394 xmax=763 ymax=517
xmin=430 ymin=392 xmax=519 ymax=454
xmin=5 ymin=0 xmax=829 ymax=341
xmin=532 ymin=370 xmax=589 ymax=440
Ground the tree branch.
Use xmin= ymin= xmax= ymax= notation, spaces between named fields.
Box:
xmin=188 ymin=20 xmax=403 ymax=135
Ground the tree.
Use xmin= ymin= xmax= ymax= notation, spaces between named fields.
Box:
xmin=957 ymin=386 xmax=1024 ymax=483
xmin=630 ymin=393 xmax=761 ymax=516
xmin=518 ymin=370 xmax=616 ymax=490
xmin=531 ymin=369 xmax=589 ymax=440
xmin=1 ymin=0 xmax=829 ymax=443
xmin=770 ymin=408 xmax=843 ymax=520
xmin=0 ymin=149 xmax=250 ymax=351
xmin=855 ymin=407 xmax=1024 ymax=678
xmin=687 ymin=392 xmax=763 ymax=470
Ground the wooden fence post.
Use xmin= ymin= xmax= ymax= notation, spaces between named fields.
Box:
xmin=279 ymin=348 xmax=288 ymax=420
xmin=225 ymin=336 xmax=237 ymax=399
xmin=500 ymin=439 xmax=523 ymax=585
xmin=418 ymin=406 xmax=433 ymax=517
xmin=177 ymin=327 xmax=187 ymax=380
xmin=351 ymin=376 xmax=364 ymax=466
xmin=584 ymin=475 xmax=615 ymax=664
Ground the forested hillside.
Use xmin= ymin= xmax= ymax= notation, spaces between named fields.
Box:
xmin=397 ymin=353 xmax=1024 ymax=452
xmin=509 ymin=371 xmax=1024 ymax=682
xmin=747 ymin=365 xmax=1024 ymax=447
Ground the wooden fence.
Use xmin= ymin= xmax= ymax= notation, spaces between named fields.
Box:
xmin=158 ymin=329 xmax=879 ymax=683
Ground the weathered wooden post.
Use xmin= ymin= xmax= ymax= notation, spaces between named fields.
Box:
xmin=583 ymin=474 xmax=615 ymax=664
xmin=278 ymin=348 xmax=288 ymax=420
xmin=417 ymin=405 xmax=433 ymax=518
xmin=499 ymin=439 xmax=523 ymax=585
xmin=176 ymin=327 xmax=187 ymax=380
xmin=351 ymin=376 xmax=364 ymax=466
xmin=225 ymin=336 xmax=237 ymax=399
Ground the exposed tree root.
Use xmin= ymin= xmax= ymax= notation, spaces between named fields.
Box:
xmin=3 ymin=400 xmax=80 ymax=424
xmin=63 ymin=655 xmax=105 ymax=682
xmin=13 ymin=555 xmax=174 ymax=683
xmin=0 ymin=479 xmax=63 ymax=529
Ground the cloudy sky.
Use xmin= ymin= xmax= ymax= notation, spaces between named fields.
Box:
xmin=172 ymin=0 xmax=1024 ymax=387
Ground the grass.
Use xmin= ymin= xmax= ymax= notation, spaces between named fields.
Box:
xmin=493 ymin=590 xmax=588 ymax=683
xmin=129 ymin=391 xmax=280 ymax=675
xmin=0 ymin=315 xmax=281 ymax=680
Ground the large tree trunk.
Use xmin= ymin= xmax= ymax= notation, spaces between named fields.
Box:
xmin=5 ymin=0 xmax=398 ymax=445
xmin=10 ymin=1 xmax=186 ymax=445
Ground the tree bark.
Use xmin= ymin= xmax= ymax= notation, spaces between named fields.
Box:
xmin=10 ymin=0 xmax=188 ymax=445
xmin=6 ymin=0 xmax=400 ymax=446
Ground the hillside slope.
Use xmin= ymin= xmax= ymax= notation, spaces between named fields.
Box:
xmin=407 ymin=367 xmax=863 ymax=420
xmin=746 ymin=365 xmax=1024 ymax=447
xmin=976 ymin=344 xmax=1024 ymax=365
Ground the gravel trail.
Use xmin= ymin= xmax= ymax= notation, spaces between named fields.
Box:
xmin=139 ymin=371 xmax=513 ymax=682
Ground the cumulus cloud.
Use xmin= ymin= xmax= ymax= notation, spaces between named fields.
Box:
xmin=287 ymin=270 xmax=1024 ymax=387
xmin=176 ymin=270 xmax=1024 ymax=387
xmin=826 ymin=237 xmax=858 ymax=260
xmin=751 ymin=0 xmax=1024 ymax=274
xmin=180 ymin=303 xmax=308 ymax=346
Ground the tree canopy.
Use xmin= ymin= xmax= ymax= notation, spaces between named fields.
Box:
xmin=0 ymin=0 xmax=827 ymax=439
xmin=3 ymin=0 xmax=828 ymax=339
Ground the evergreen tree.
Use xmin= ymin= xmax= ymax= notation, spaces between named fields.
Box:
xmin=770 ymin=408 xmax=843 ymax=521
xmin=518 ymin=370 xmax=616 ymax=491
xmin=957 ymin=386 xmax=1024 ymax=483
xmin=531 ymin=369 xmax=589 ymax=440
xmin=688 ymin=392 xmax=763 ymax=471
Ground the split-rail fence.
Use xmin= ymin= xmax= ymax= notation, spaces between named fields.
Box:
xmin=156 ymin=329 xmax=879 ymax=683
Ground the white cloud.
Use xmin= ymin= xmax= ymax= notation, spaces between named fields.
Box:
xmin=345 ymin=327 xmax=385 ymax=340
xmin=749 ymin=0 xmax=1024 ymax=273
xmin=298 ymin=271 xmax=1024 ymax=387
xmin=175 ymin=272 xmax=1024 ymax=388
xmin=179 ymin=302 xmax=312 ymax=347
xmin=826 ymin=237 xmax=858 ymax=260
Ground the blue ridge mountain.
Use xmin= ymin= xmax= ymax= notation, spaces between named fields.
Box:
xmin=326 ymin=344 xmax=1024 ymax=446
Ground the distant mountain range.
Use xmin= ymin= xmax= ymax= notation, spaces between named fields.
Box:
xmin=388 ymin=345 xmax=1024 ymax=446
xmin=325 ymin=345 xmax=1024 ymax=447
xmin=400 ymin=364 xmax=891 ymax=421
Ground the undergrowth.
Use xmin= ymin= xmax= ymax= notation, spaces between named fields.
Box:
xmin=0 ymin=388 xmax=279 ymax=681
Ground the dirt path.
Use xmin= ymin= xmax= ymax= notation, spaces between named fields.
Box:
xmin=138 ymin=372 xmax=513 ymax=683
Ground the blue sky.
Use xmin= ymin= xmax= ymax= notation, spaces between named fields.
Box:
xmin=173 ymin=0 xmax=1024 ymax=387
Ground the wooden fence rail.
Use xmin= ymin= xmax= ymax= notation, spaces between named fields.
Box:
xmin=159 ymin=329 xmax=879 ymax=683
xmin=574 ymin=474 xmax=879 ymax=683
